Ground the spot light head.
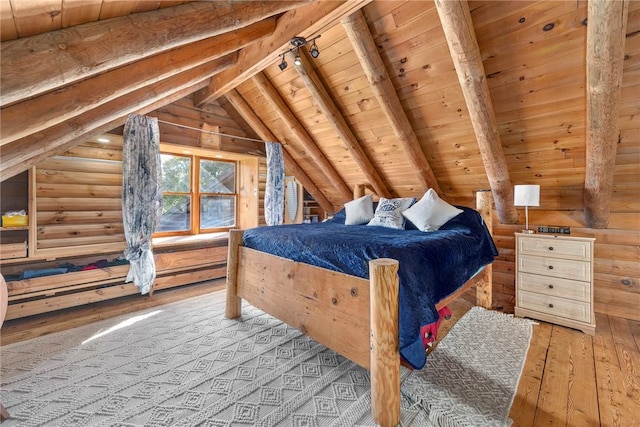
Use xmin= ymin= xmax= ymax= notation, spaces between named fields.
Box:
xmin=309 ymin=42 xmax=319 ymax=58
xmin=278 ymin=56 xmax=287 ymax=71
xmin=294 ymin=50 xmax=302 ymax=66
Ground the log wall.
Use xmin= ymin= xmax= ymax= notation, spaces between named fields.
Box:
xmin=36 ymin=138 xmax=125 ymax=255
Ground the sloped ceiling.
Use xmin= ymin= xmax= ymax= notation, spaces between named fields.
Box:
xmin=1 ymin=0 xmax=638 ymax=228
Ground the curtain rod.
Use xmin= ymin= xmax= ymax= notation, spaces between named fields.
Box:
xmin=156 ymin=119 xmax=281 ymax=145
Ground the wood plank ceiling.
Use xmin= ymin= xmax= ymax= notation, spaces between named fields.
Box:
xmin=1 ymin=0 xmax=638 ymax=229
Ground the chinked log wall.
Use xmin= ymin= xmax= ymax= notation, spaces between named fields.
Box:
xmin=0 ymin=138 xmax=227 ymax=320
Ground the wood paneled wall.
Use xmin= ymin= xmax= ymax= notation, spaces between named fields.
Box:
xmin=36 ymin=137 xmax=126 ymax=256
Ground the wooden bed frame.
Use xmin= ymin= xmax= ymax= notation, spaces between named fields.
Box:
xmin=225 ymin=190 xmax=493 ymax=427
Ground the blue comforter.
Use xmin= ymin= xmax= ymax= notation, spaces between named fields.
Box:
xmin=242 ymin=206 xmax=498 ymax=369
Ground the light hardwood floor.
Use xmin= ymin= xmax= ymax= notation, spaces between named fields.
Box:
xmin=1 ymin=280 xmax=638 ymax=426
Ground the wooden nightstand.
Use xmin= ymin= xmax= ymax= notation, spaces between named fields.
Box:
xmin=514 ymin=233 xmax=595 ymax=335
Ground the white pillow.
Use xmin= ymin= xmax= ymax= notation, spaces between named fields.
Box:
xmin=367 ymin=197 xmax=415 ymax=229
xmin=344 ymin=194 xmax=375 ymax=225
xmin=402 ymin=188 xmax=463 ymax=231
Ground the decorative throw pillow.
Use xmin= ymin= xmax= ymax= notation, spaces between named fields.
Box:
xmin=344 ymin=194 xmax=375 ymax=225
xmin=367 ymin=197 xmax=415 ymax=229
xmin=402 ymin=188 xmax=463 ymax=231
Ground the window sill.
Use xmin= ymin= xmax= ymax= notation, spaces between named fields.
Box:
xmin=153 ymin=232 xmax=228 ymax=252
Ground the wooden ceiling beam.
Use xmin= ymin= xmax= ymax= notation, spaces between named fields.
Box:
xmin=195 ymin=0 xmax=373 ymax=105
xmin=224 ymin=89 xmax=335 ymax=214
xmin=292 ymin=50 xmax=393 ymax=199
xmin=1 ymin=19 xmax=276 ymax=147
xmin=584 ymin=0 xmax=629 ymax=228
xmin=0 ymin=1 xmax=307 ymax=106
xmin=434 ymin=0 xmax=517 ymax=224
xmin=341 ymin=10 xmax=441 ymax=196
xmin=0 ymin=54 xmax=237 ymax=181
xmin=252 ymin=72 xmax=353 ymax=202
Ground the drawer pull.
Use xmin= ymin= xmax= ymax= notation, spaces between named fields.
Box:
xmin=548 ymin=246 xmax=554 ymax=251
xmin=548 ymin=265 xmax=554 ymax=270
xmin=548 ymin=284 xmax=554 ymax=289
xmin=548 ymin=303 xmax=554 ymax=308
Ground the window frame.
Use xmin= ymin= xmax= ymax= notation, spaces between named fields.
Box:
xmin=155 ymin=152 xmax=238 ymax=237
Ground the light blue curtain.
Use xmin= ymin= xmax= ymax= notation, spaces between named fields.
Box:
xmin=264 ymin=142 xmax=284 ymax=226
xmin=122 ymin=114 xmax=162 ymax=295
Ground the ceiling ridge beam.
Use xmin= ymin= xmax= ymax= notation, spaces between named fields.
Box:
xmin=292 ymin=49 xmax=393 ymax=199
xmin=252 ymin=72 xmax=353 ymax=202
xmin=583 ymin=0 xmax=629 ymax=228
xmin=434 ymin=0 xmax=517 ymax=224
xmin=341 ymin=10 xmax=441 ymax=196
xmin=0 ymin=54 xmax=237 ymax=181
xmin=0 ymin=1 xmax=307 ymax=106
xmin=195 ymin=0 xmax=373 ymax=105
xmin=1 ymin=19 xmax=276 ymax=147
xmin=223 ymin=89 xmax=334 ymax=214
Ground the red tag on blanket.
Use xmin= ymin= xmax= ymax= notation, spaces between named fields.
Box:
xmin=421 ymin=306 xmax=452 ymax=349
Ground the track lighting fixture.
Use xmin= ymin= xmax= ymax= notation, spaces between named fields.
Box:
xmin=277 ymin=35 xmax=321 ymax=71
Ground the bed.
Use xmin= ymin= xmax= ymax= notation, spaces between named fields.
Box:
xmin=225 ymin=189 xmax=496 ymax=426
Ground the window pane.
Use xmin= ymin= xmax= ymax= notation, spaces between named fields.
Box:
xmin=161 ymin=154 xmax=191 ymax=192
xmin=201 ymin=196 xmax=235 ymax=228
xmin=200 ymin=160 xmax=235 ymax=193
xmin=158 ymin=195 xmax=190 ymax=232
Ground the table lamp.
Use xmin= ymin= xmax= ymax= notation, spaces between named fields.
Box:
xmin=514 ymin=184 xmax=540 ymax=234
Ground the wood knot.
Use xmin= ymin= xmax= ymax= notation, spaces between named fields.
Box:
xmin=331 ymin=297 xmax=338 ymax=305
xmin=543 ymin=23 xmax=555 ymax=32
xmin=350 ymin=288 xmax=358 ymax=297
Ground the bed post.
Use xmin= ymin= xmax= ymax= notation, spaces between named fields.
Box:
xmin=226 ymin=229 xmax=243 ymax=319
xmin=354 ymin=183 xmax=366 ymax=199
xmin=369 ymin=258 xmax=400 ymax=427
xmin=476 ymin=190 xmax=493 ymax=309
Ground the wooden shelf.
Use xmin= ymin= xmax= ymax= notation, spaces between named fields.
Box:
xmin=302 ymin=199 xmax=323 ymax=223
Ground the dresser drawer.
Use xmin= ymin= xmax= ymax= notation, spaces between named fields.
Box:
xmin=517 ymin=290 xmax=591 ymax=323
xmin=518 ymin=254 xmax=591 ymax=282
xmin=517 ymin=272 xmax=590 ymax=302
xmin=517 ymin=236 xmax=591 ymax=261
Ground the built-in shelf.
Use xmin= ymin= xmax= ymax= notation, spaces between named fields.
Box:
xmin=302 ymin=194 xmax=324 ymax=223
xmin=0 ymin=226 xmax=29 ymax=231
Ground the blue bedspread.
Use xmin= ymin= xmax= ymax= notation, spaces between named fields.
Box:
xmin=242 ymin=206 xmax=498 ymax=369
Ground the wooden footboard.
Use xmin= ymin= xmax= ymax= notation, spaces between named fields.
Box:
xmin=226 ymin=231 xmax=401 ymax=426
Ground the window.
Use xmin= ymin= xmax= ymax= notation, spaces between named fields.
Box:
xmin=157 ymin=153 xmax=236 ymax=235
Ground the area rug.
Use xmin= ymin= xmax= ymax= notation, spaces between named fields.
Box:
xmin=0 ymin=293 xmax=533 ymax=426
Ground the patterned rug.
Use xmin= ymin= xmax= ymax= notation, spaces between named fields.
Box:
xmin=0 ymin=293 xmax=533 ymax=426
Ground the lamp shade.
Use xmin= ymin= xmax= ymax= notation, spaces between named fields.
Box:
xmin=514 ymin=185 xmax=540 ymax=207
